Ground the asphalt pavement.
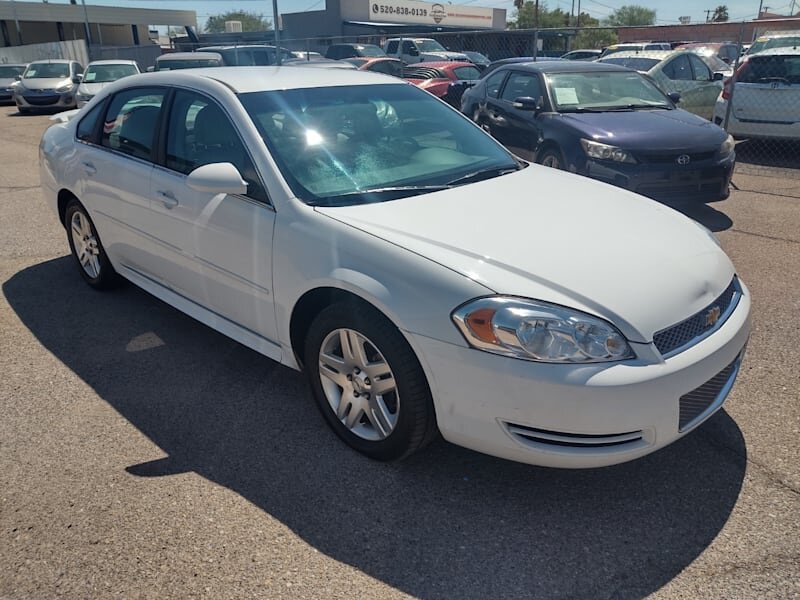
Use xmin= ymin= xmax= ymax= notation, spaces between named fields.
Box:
xmin=1 ymin=106 xmax=798 ymax=599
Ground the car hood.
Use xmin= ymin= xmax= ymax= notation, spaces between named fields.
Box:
xmin=314 ymin=166 xmax=734 ymax=342
xmin=19 ymin=77 xmax=71 ymax=90
xmin=0 ymin=77 xmax=16 ymax=87
xmin=422 ymin=51 xmax=468 ymax=60
xmin=557 ymin=109 xmax=726 ymax=151
xmin=78 ymin=82 xmax=112 ymax=95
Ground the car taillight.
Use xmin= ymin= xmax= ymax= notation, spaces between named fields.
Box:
xmin=723 ymin=62 xmax=749 ymax=100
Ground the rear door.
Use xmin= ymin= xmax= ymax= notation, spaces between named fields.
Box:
xmin=484 ymin=70 xmax=544 ymax=160
xmin=732 ymin=54 xmax=800 ymax=124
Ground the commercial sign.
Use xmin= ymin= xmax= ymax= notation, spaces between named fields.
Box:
xmin=369 ymin=0 xmax=495 ymax=28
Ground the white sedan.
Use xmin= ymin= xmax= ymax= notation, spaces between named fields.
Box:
xmin=39 ymin=67 xmax=751 ymax=468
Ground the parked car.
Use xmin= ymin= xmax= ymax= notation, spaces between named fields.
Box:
xmin=561 ymin=49 xmax=603 ymax=61
xmin=292 ymin=51 xmax=323 ymax=60
xmin=282 ymin=58 xmax=357 ymax=69
xmin=325 ymin=43 xmax=386 ymax=59
xmin=748 ymin=32 xmax=800 ymax=55
xmin=39 ymin=67 xmax=750 ymax=469
xmin=344 ymin=57 xmax=404 ymax=77
xmin=713 ymin=47 xmax=800 ymax=140
xmin=0 ymin=63 xmax=27 ymax=103
xmin=402 ymin=61 xmax=482 ymax=107
xmin=384 ymin=37 xmax=468 ymax=63
xmin=463 ymin=61 xmax=735 ymax=203
xmin=197 ymin=45 xmax=294 ymax=65
xmin=676 ymin=42 xmax=741 ymax=65
xmin=462 ymin=50 xmax=491 ymax=71
xmin=153 ymin=52 xmax=223 ymax=71
xmin=15 ymin=59 xmax=83 ymax=113
xmin=597 ymin=50 xmax=732 ymax=120
xmin=479 ymin=56 xmax=563 ymax=79
xmin=599 ymin=42 xmax=671 ymax=58
xmin=76 ymin=60 xmax=139 ymax=108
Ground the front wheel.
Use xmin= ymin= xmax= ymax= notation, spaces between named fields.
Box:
xmin=538 ymin=146 xmax=566 ymax=170
xmin=304 ymin=302 xmax=437 ymax=461
xmin=64 ymin=199 xmax=119 ymax=289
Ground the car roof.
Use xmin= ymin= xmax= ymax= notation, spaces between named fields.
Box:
xmin=406 ymin=61 xmax=474 ymax=68
xmin=27 ymin=59 xmax=73 ymax=65
xmin=86 ymin=59 xmax=138 ymax=66
xmin=756 ymin=31 xmax=800 ymax=39
xmin=599 ymin=50 xmax=673 ymax=60
xmin=198 ymin=45 xmax=280 ymax=51
xmin=494 ymin=61 xmax=632 ymax=74
xmin=118 ymin=66 xmax=400 ymax=92
xmin=565 ymin=49 xmax=601 ymax=53
xmin=747 ymin=46 xmax=800 ymax=57
xmin=1 ymin=63 xmax=28 ymax=67
xmin=157 ymin=52 xmax=222 ymax=60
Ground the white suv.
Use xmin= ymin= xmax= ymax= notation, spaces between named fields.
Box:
xmin=384 ymin=38 xmax=468 ymax=64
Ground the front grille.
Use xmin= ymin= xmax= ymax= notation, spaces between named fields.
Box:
xmin=679 ymin=358 xmax=739 ymax=431
xmin=654 ymin=278 xmax=739 ymax=357
xmin=506 ymin=422 xmax=645 ymax=450
xmin=23 ymin=95 xmax=59 ymax=106
xmin=635 ymin=181 xmax=724 ymax=202
xmin=636 ymin=151 xmax=716 ymax=163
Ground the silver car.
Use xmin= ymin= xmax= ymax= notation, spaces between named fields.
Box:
xmin=76 ymin=60 xmax=139 ymax=108
xmin=15 ymin=59 xmax=83 ymax=113
xmin=0 ymin=64 xmax=27 ymax=103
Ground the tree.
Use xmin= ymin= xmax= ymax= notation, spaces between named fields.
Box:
xmin=574 ymin=13 xmax=618 ymax=48
xmin=711 ymin=5 xmax=729 ymax=22
xmin=510 ymin=1 xmax=570 ymax=29
xmin=604 ymin=5 xmax=656 ymax=26
xmin=204 ymin=10 xmax=272 ymax=33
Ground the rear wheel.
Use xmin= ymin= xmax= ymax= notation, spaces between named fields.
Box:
xmin=64 ymin=199 xmax=119 ymax=290
xmin=17 ymin=107 xmax=30 ymax=115
xmin=304 ymin=302 xmax=437 ymax=461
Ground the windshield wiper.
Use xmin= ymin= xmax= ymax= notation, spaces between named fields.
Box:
xmin=623 ymin=103 xmax=673 ymax=110
xmin=308 ymin=185 xmax=453 ymax=207
xmin=446 ymin=165 xmax=520 ymax=186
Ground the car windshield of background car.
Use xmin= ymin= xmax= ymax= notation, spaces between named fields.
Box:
xmin=24 ymin=63 xmax=70 ymax=78
xmin=84 ymin=64 xmax=138 ymax=83
xmin=239 ymin=83 xmax=518 ymax=206
xmin=0 ymin=66 xmax=25 ymax=78
xmin=546 ymin=71 xmax=672 ymax=111
xmin=750 ymin=36 xmax=800 ymax=54
xmin=417 ymin=40 xmax=448 ymax=53
xmin=358 ymin=45 xmax=385 ymax=57
xmin=599 ymin=57 xmax=660 ymax=71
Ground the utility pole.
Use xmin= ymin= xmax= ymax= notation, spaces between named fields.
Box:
xmin=576 ymin=0 xmax=581 ymax=27
xmin=705 ymin=9 xmax=713 ymax=22
xmin=756 ymin=0 xmax=764 ymax=18
xmin=80 ymin=0 xmax=92 ymax=45
xmin=10 ymin=0 xmax=23 ymax=45
xmin=272 ymin=0 xmax=281 ymax=65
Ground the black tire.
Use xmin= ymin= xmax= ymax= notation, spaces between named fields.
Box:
xmin=538 ymin=146 xmax=566 ymax=170
xmin=17 ymin=107 xmax=30 ymax=115
xmin=64 ymin=199 xmax=120 ymax=290
xmin=304 ymin=301 xmax=438 ymax=461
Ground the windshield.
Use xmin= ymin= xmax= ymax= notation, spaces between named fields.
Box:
xmin=546 ymin=71 xmax=672 ymax=111
xmin=417 ymin=40 xmax=447 ymax=53
xmin=0 ymin=66 xmax=25 ymax=78
xmin=83 ymin=63 xmax=138 ymax=83
xmin=23 ymin=63 xmax=70 ymax=79
xmin=358 ymin=45 xmax=385 ymax=57
xmin=750 ymin=36 xmax=800 ymax=54
xmin=239 ymin=84 xmax=518 ymax=206
xmin=598 ymin=57 xmax=660 ymax=71
xmin=156 ymin=59 xmax=220 ymax=71
xmin=600 ymin=45 xmax=643 ymax=57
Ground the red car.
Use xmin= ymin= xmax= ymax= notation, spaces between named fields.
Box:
xmin=344 ymin=57 xmax=404 ymax=77
xmin=402 ymin=61 xmax=482 ymax=106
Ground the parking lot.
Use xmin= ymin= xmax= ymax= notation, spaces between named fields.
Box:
xmin=1 ymin=105 xmax=798 ymax=598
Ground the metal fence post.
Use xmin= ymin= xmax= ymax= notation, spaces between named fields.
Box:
xmin=722 ymin=21 xmax=747 ymax=131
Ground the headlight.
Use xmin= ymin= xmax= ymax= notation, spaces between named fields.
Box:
xmin=452 ymin=297 xmax=634 ymax=363
xmin=719 ymin=134 xmax=735 ymax=157
xmin=580 ymin=139 xmax=636 ymax=163
xmin=56 ymin=83 xmax=73 ymax=93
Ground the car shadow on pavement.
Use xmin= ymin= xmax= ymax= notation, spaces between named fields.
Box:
xmin=670 ymin=202 xmax=733 ymax=232
xmin=4 ymin=257 xmax=748 ymax=600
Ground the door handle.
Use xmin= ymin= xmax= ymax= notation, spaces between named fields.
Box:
xmin=81 ymin=161 xmax=96 ymax=175
xmin=156 ymin=190 xmax=178 ymax=209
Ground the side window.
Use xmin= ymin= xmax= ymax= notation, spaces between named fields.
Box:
xmin=166 ymin=90 xmax=269 ymax=204
xmin=401 ymin=40 xmax=415 ymax=54
xmin=688 ymin=54 xmax=712 ymax=81
xmin=500 ymin=72 xmax=542 ymax=102
xmin=252 ymin=49 xmax=270 ymax=65
xmin=485 ymin=71 xmax=507 ymax=99
xmin=662 ymin=54 xmax=692 ymax=80
xmin=101 ymin=87 xmax=164 ymax=160
xmin=76 ymin=99 xmax=106 ymax=143
xmin=386 ymin=41 xmax=399 ymax=54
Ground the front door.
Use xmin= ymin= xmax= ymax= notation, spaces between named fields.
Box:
xmin=484 ymin=70 xmax=544 ymax=161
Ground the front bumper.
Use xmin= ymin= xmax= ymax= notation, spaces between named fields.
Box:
xmin=581 ymin=152 xmax=735 ymax=204
xmin=409 ymin=282 xmax=751 ymax=469
xmin=16 ymin=91 xmax=76 ymax=110
xmin=0 ymin=89 xmax=15 ymax=102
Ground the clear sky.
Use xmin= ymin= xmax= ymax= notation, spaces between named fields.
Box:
xmin=46 ymin=0 xmax=798 ymax=31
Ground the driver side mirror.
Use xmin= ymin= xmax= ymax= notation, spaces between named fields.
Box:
xmin=15 ymin=75 xmax=21 ymax=81
xmin=408 ymin=47 xmax=420 ymax=57
xmin=186 ymin=162 xmax=248 ymax=195
xmin=512 ymin=96 xmax=542 ymax=112
xmin=713 ymin=71 xmax=725 ymax=82
xmin=72 ymin=74 xmax=83 ymax=84
xmin=667 ymin=91 xmax=681 ymax=104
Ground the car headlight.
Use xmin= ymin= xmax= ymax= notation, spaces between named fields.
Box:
xmin=452 ymin=297 xmax=634 ymax=363
xmin=56 ymin=83 xmax=73 ymax=93
xmin=580 ymin=139 xmax=636 ymax=163
xmin=719 ymin=134 xmax=735 ymax=157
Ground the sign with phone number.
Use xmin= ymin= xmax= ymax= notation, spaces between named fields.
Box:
xmin=368 ymin=0 xmax=495 ymax=28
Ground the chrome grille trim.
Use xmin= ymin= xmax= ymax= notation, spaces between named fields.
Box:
xmin=679 ymin=355 xmax=741 ymax=432
xmin=654 ymin=277 xmax=741 ymax=358
xmin=506 ymin=423 xmax=645 ymax=449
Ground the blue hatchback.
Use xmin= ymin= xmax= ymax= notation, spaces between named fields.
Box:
xmin=461 ymin=61 xmax=735 ymax=203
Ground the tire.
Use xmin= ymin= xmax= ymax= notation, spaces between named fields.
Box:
xmin=64 ymin=199 xmax=119 ymax=290
xmin=538 ymin=146 xmax=566 ymax=170
xmin=17 ymin=107 xmax=30 ymax=115
xmin=304 ymin=302 xmax=438 ymax=461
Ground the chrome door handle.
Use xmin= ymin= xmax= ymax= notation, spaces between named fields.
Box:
xmin=156 ymin=190 xmax=178 ymax=209
xmin=81 ymin=161 xmax=96 ymax=175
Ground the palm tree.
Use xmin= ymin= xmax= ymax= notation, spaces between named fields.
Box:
xmin=712 ymin=5 xmax=729 ymax=22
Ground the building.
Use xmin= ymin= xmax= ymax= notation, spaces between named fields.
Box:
xmin=617 ymin=16 xmax=800 ymax=45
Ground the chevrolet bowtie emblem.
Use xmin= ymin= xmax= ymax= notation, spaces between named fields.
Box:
xmin=705 ymin=305 xmax=721 ymax=327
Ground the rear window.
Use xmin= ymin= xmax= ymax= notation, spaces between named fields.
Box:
xmin=402 ymin=66 xmax=445 ymax=79
xmin=739 ymin=55 xmax=800 ymax=84
xmin=453 ymin=66 xmax=481 ymax=80
xmin=156 ymin=58 xmax=221 ymax=71
xmin=599 ymin=57 xmax=660 ymax=71
xmin=750 ymin=36 xmax=800 ymax=54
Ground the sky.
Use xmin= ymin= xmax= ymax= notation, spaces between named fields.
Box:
xmin=42 ymin=0 xmax=798 ymax=31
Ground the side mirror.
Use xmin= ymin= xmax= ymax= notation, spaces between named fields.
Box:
xmin=512 ymin=96 xmax=541 ymax=112
xmin=408 ymin=47 xmax=420 ymax=57
xmin=146 ymin=66 xmax=154 ymax=72
xmin=667 ymin=91 xmax=681 ymax=104
xmin=15 ymin=74 xmax=21 ymax=81
xmin=713 ymin=71 xmax=725 ymax=82
xmin=186 ymin=162 xmax=248 ymax=195
xmin=72 ymin=74 xmax=83 ymax=84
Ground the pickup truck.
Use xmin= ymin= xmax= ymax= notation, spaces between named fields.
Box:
xmin=383 ymin=38 xmax=469 ymax=64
